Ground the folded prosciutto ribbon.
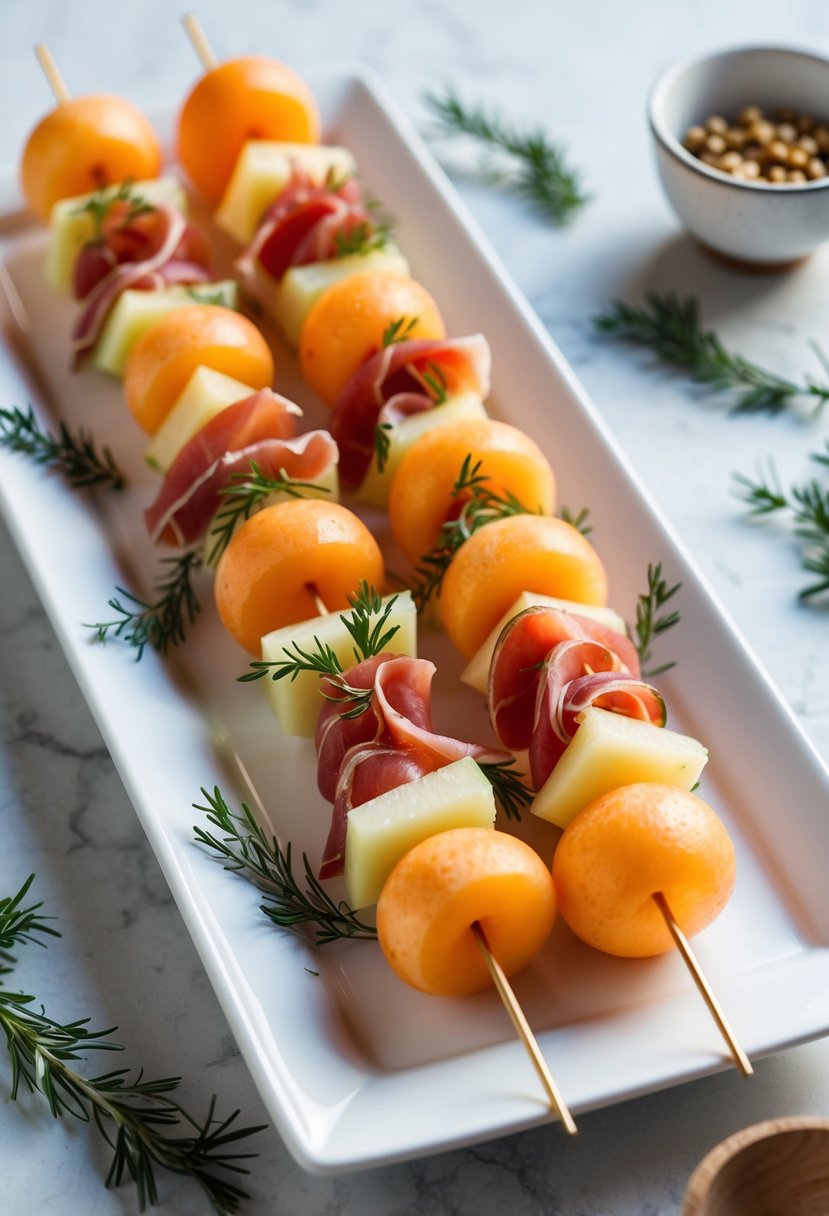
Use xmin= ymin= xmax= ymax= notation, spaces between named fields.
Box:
xmin=144 ymin=388 xmax=338 ymax=547
xmin=315 ymin=654 xmax=511 ymax=880
xmin=329 ymin=334 xmax=492 ymax=490
xmin=70 ymin=201 xmax=212 ymax=368
xmin=488 ymin=607 xmax=665 ymax=791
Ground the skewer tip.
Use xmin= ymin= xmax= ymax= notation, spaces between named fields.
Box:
xmin=181 ymin=13 xmax=219 ymax=71
xmin=34 ymin=43 xmax=71 ymax=106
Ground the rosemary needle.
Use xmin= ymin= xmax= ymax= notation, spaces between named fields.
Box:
xmin=0 ymin=404 xmax=125 ymax=489
xmin=595 ymin=292 xmax=829 ymax=416
xmin=425 ymin=88 xmax=589 ymax=224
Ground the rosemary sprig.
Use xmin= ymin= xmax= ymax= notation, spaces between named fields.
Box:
xmin=595 ymin=292 xmax=829 ymax=416
xmin=333 ymin=220 xmax=389 ymax=258
xmin=632 ymin=562 xmax=682 ymax=678
xmin=186 ymin=284 xmax=236 ymax=309
xmin=239 ymin=583 xmax=401 ymax=719
xmin=374 ymin=422 xmax=393 ymax=473
xmin=382 ymin=316 xmax=419 ymax=347
xmin=0 ymin=404 xmax=125 ymax=489
xmin=74 ymin=180 xmax=154 ymax=241
xmin=194 ymin=787 xmax=377 ymax=945
xmin=478 ymin=760 xmax=533 ymax=822
xmin=206 ymin=462 xmax=331 ymax=565
xmin=733 ymin=449 xmax=829 ymax=599
xmin=424 ymin=88 xmax=588 ymax=224
xmin=87 ymin=550 xmax=203 ymax=661
xmin=411 ymin=455 xmax=536 ymax=611
xmin=0 ymin=874 xmax=264 ymax=1214
xmin=559 ymin=504 xmax=592 ymax=537
xmin=420 ymin=361 xmax=449 ymax=405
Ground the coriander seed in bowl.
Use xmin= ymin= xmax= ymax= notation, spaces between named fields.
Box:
xmin=648 ymin=46 xmax=829 ymax=267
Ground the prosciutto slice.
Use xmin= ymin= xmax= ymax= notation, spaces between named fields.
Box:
xmin=235 ymin=167 xmax=376 ymax=308
xmin=489 ymin=606 xmax=640 ymax=751
xmin=144 ymin=388 xmax=310 ymax=546
xmin=316 ymin=654 xmax=510 ymax=879
xmin=70 ymin=203 xmax=212 ymax=368
xmin=529 ymin=648 xmax=666 ymax=789
xmin=330 ymin=334 xmax=492 ymax=490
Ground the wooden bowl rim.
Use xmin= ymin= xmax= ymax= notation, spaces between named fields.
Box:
xmin=684 ymin=1116 xmax=829 ymax=1214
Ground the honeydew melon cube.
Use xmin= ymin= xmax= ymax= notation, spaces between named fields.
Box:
xmin=46 ymin=176 xmax=187 ymax=293
xmin=356 ymin=392 xmax=489 ymax=509
xmin=344 ymin=756 xmax=496 ymax=909
xmin=145 ymin=366 xmax=268 ymax=473
xmin=531 ymin=706 xmax=708 ymax=829
xmin=215 ymin=141 xmax=357 ymax=244
xmin=92 ymin=280 xmax=239 ymax=377
xmin=461 ymin=593 xmax=629 ymax=695
xmin=201 ymin=464 xmax=340 ymax=568
xmin=275 ymin=244 xmax=410 ymax=348
xmin=259 ymin=590 xmax=416 ymax=738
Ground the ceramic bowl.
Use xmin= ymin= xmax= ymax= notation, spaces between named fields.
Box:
xmin=682 ymin=1117 xmax=829 ymax=1215
xmin=648 ymin=46 xmax=829 ymax=267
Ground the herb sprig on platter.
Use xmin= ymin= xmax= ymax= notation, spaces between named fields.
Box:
xmin=0 ymin=404 xmax=125 ymax=489
xmin=0 ymin=874 xmax=264 ymax=1214
xmin=632 ymin=562 xmax=682 ymax=678
xmin=424 ymin=89 xmax=589 ymax=224
xmin=733 ymin=448 xmax=829 ymax=599
xmin=194 ymin=788 xmax=377 ymax=945
xmin=87 ymin=550 xmax=203 ymax=661
xmin=595 ymin=292 xmax=829 ymax=416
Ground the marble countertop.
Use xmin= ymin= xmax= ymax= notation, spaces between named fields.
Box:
xmin=1 ymin=0 xmax=828 ymax=1212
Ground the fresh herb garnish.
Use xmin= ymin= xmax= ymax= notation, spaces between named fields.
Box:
xmin=87 ymin=550 xmax=203 ymax=661
xmin=382 ymin=316 xmax=419 ymax=348
xmin=0 ymin=404 xmax=124 ymax=489
xmin=240 ymin=583 xmax=400 ymax=719
xmin=479 ymin=760 xmax=533 ymax=822
xmin=420 ymin=361 xmax=449 ymax=404
xmin=333 ymin=220 xmax=389 ymax=258
xmin=374 ymin=422 xmax=393 ymax=474
xmin=632 ymin=562 xmax=682 ymax=678
xmin=559 ymin=504 xmax=592 ymax=537
xmin=411 ymin=455 xmax=535 ymax=611
xmin=186 ymin=284 xmax=235 ymax=309
xmin=194 ymin=788 xmax=377 ymax=945
xmin=206 ymin=462 xmax=331 ymax=566
xmin=0 ymin=874 xmax=264 ymax=1214
xmin=595 ymin=292 xmax=829 ymax=416
xmin=733 ymin=448 xmax=829 ymax=599
xmin=424 ymin=88 xmax=588 ymax=224
xmin=73 ymin=180 xmax=154 ymax=242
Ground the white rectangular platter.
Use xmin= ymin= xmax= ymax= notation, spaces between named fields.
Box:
xmin=1 ymin=65 xmax=829 ymax=1175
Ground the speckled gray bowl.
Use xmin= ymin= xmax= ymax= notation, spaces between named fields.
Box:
xmin=648 ymin=46 xmax=829 ymax=267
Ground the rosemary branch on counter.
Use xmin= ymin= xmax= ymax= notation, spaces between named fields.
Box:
xmin=0 ymin=404 xmax=125 ymax=489
xmin=595 ymin=292 xmax=829 ymax=416
xmin=733 ymin=446 xmax=829 ymax=599
xmin=425 ymin=89 xmax=589 ymax=223
xmin=0 ymin=875 xmax=264 ymax=1214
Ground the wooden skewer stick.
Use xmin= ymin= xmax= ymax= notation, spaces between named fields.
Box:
xmin=34 ymin=44 xmax=71 ymax=106
xmin=182 ymin=13 xmax=219 ymax=71
xmin=472 ymin=921 xmax=577 ymax=1135
xmin=652 ymin=891 xmax=753 ymax=1078
xmin=306 ymin=583 xmax=330 ymax=617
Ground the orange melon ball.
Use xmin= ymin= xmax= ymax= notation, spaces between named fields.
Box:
xmin=299 ymin=272 xmax=445 ymax=407
xmin=21 ymin=95 xmax=162 ymax=222
xmin=177 ymin=57 xmax=320 ymax=205
xmin=441 ymin=514 xmax=608 ymax=659
xmin=124 ymin=306 xmax=275 ymax=436
xmin=552 ymin=784 xmax=736 ymax=959
xmin=377 ymin=827 xmax=556 ymax=997
xmin=214 ymin=499 xmax=384 ymax=655
xmin=388 ymin=417 xmax=556 ymax=565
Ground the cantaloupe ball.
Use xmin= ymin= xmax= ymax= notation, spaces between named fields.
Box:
xmin=441 ymin=514 xmax=608 ymax=659
xmin=177 ymin=56 xmax=321 ymax=205
xmin=376 ymin=827 xmax=557 ymax=996
xmin=299 ymin=272 xmax=445 ymax=407
xmin=21 ymin=95 xmax=162 ymax=222
xmin=388 ymin=417 xmax=556 ymax=565
xmin=214 ymin=498 xmax=384 ymax=655
xmin=123 ymin=306 xmax=275 ymax=436
xmin=552 ymin=784 xmax=736 ymax=958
